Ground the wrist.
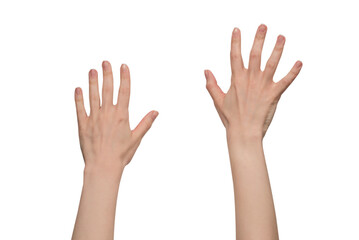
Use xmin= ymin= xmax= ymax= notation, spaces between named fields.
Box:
xmin=226 ymin=127 xmax=263 ymax=143
xmin=83 ymin=162 xmax=125 ymax=185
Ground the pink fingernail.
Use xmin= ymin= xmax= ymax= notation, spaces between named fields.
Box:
xmin=233 ymin=27 xmax=240 ymax=36
xmin=296 ymin=61 xmax=302 ymax=68
xmin=103 ymin=60 xmax=109 ymax=69
xmin=277 ymin=35 xmax=285 ymax=43
xmin=259 ymin=24 xmax=267 ymax=33
xmin=89 ymin=69 xmax=96 ymax=77
xmin=75 ymin=87 xmax=82 ymax=95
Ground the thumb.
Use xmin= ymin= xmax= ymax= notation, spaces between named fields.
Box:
xmin=204 ymin=70 xmax=224 ymax=106
xmin=132 ymin=110 xmax=159 ymax=141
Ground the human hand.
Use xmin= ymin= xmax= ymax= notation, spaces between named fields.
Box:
xmin=74 ymin=61 xmax=158 ymax=178
xmin=205 ymin=24 xmax=302 ymax=139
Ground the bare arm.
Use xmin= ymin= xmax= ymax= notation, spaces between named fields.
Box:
xmin=205 ymin=24 xmax=302 ymax=239
xmin=72 ymin=61 xmax=158 ymax=240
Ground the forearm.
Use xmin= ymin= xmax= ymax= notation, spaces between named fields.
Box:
xmin=226 ymin=130 xmax=278 ymax=240
xmin=72 ymin=165 xmax=124 ymax=240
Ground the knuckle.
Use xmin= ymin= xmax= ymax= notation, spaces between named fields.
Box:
xmin=232 ymin=80 xmax=241 ymax=89
xmin=281 ymin=77 xmax=290 ymax=86
xmin=256 ymin=33 xmax=265 ymax=40
xmin=206 ymin=82 xmax=214 ymax=91
xmin=104 ymin=67 xmax=113 ymax=75
xmin=142 ymin=120 xmax=152 ymax=131
xmin=288 ymin=71 xmax=298 ymax=81
xmin=145 ymin=115 xmax=155 ymax=127
xmin=266 ymin=61 xmax=276 ymax=70
xmin=89 ymin=77 xmax=98 ymax=84
xmin=230 ymin=51 xmax=240 ymax=60
xmin=291 ymin=69 xmax=299 ymax=77
xmin=89 ymin=94 xmax=98 ymax=101
xmin=146 ymin=116 xmax=153 ymax=126
xmin=250 ymin=50 xmax=259 ymax=59
xmin=120 ymin=86 xmax=130 ymax=95
xmin=103 ymin=86 xmax=112 ymax=94
xmin=275 ymin=41 xmax=284 ymax=50
xmin=118 ymin=114 xmax=128 ymax=123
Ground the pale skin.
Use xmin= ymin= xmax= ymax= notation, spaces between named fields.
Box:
xmin=204 ymin=24 xmax=302 ymax=239
xmin=72 ymin=61 xmax=158 ymax=240
xmin=72 ymin=24 xmax=301 ymax=240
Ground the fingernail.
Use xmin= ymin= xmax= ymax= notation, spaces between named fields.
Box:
xmin=233 ymin=27 xmax=240 ymax=35
xmin=103 ymin=60 xmax=109 ymax=69
xmin=259 ymin=24 xmax=267 ymax=33
xmin=296 ymin=61 xmax=302 ymax=68
xmin=121 ymin=64 xmax=128 ymax=70
xmin=151 ymin=111 xmax=159 ymax=120
xmin=89 ymin=69 xmax=96 ymax=77
xmin=75 ymin=87 xmax=82 ymax=95
xmin=277 ymin=35 xmax=285 ymax=43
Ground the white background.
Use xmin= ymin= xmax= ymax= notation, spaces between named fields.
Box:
xmin=0 ymin=0 xmax=358 ymax=239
